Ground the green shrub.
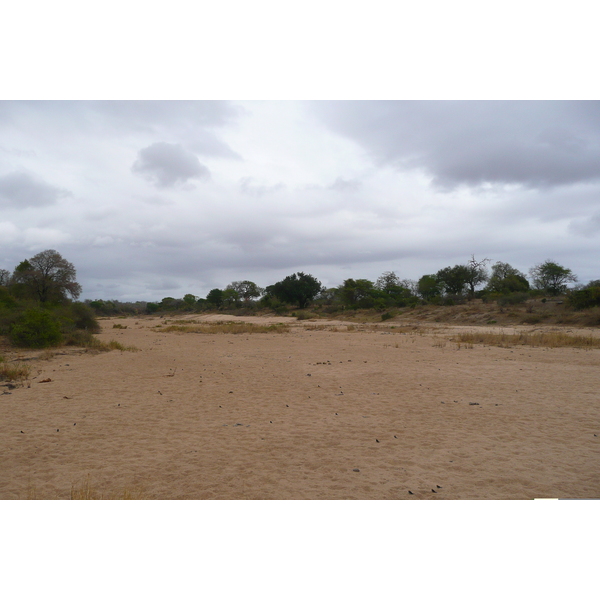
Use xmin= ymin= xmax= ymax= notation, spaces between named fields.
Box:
xmin=9 ymin=309 xmax=63 ymax=348
xmin=381 ymin=312 xmax=394 ymax=321
xmin=70 ymin=302 xmax=101 ymax=332
xmin=63 ymin=329 xmax=97 ymax=347
xmin=497 ymin=292 xmax=529 ymax=306
xmin=568 ymin=286 xmax=600 ymax=310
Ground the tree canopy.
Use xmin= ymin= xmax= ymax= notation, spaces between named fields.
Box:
xmin=11 ymin=249 xmax=81 ymax=303
xmin=486 ymin=262 xmax=529 ymax=294
xmin=529 ymin=260 xmax=577 ymax=296
xmin=267 ymin=272 xmax=323 ymax=309
xmin=226 ymin=280 xmax=263 ymax=303
xmin=435 ymin=265 xmax=471 ymax=296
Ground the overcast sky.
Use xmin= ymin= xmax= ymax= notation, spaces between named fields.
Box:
xmin=1 ymin=100 xmax=599 ymax=301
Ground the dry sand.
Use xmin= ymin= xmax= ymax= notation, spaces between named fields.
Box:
xmin=1 ymin=314 xmax=599 ymax=499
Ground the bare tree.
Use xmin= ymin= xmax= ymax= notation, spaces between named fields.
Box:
xmin=0 ymin=268 xmax=10 ymax=286
xmin=465 ymin=255 xmax=490 ymax=297
xmin=12 ymin=249 xmax=82 ymax=303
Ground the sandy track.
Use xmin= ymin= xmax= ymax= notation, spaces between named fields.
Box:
xmin=1 ymin=315 xmax=599 ymax=499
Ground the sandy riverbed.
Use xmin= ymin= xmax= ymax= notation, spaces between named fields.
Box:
xmin=1 ymin=314 xmax=599 ymax=499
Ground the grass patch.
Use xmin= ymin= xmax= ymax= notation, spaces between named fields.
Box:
xmin=452 ymin=331 xmax=600 ymax=349
xmin=63 ymin=331 xmax=135 ymax=351
xmin=63 ymin=330 xmax=139 ymax=352
xmin=293 ymin=311 xmax=320 ymax=321
xmin=0 ymin=361 xmax=31 ymax=385
xmin=112 ymin=323 xmax=127 ymax=329
xmin=159 ymin=321 xmax=290 ymax=334
xmin=303 ymin=324 xmax=334 ymax=331
xmin=69 ymin=475 xmax=147 ymax=500
xmin=105 ymin=340 xmax=140 ymax=352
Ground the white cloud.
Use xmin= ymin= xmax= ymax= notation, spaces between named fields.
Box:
xmin=23 ymin=227 xmax=71 ymax=248
xmin=0 ymin=221 xmax=19 ymax=245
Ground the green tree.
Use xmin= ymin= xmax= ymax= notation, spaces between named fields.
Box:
xmin=226 ymin=281 xmax=263 ymax=303
xmin=206 ymin=288 xmax=223 ymax=308
xmin=183 ymin=294 xmax=197 ymax=307
xmin=486 ymin=262 xmax=530 ymax=294
xmin=375 ymin=271 xmax=401 ymax=292
xmin=221 ymin=288 xmax=240 ymax=307
xmin=417 ymin=274 xmax=443 ymax=301
xmin=339 ymin=278 xmax=375 ymax=305
xmin=267 ymin=272 xmax=323 ymax=309
xmin=159 ymin=297 xmax=182 ymax=311
xmin=375 ymin=271 xmax=415 ymax=304
xmin=146 ymin=302 xmax=160 ymax=313
xmin=435 ymin=265 xmax=471 ymax=296
xmin=11 ymin=249 xmax=81 ymax=303
xmin=529 ymin=260 xmax=577 ymax=295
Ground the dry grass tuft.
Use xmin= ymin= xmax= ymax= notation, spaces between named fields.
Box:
xmin=0 ymin=361 xmax=31 ymax=385
xmin=105 ymin=340 xmax=140 ymax=352
xmin=303 ymin=324 xmax=335 ymax=331
xmin=64 ymin=331 xmax=139 ymax=352
xmin=38 ymin=349 xmax=57 ymax=360
xmin=159 ymin=321 xmax=290 ymax=334
xmin=452 ymin=331 xmax=600 ymax=349
xmin=69 ymin=475 xmax=147 ymax=500
xmin=76 ymin=335 xmax=140 ymax=352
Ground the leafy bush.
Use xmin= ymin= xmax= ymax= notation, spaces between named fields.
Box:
xmin=9 ymin=309 xmax=63 ymax=348
xmin=381 ymin=312 xmax=394 ymax=321
xmin=497 ymin=292 xmax=529 ymax=306
xmin=70 ymin=302 xmax=101 ymax=332
xmin=295 ymin=311 xmax=315 ymax=320
xmin=568 ymin=286 xmax=600 ymax=310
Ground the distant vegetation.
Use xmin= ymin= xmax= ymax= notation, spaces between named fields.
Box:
xmin=2 ymin=251 xmax=600 ymax=352
xmin=97 ymin=255 xmax=598 ymax=323
xmin=0 ymin=249 xmax=121 ymax=350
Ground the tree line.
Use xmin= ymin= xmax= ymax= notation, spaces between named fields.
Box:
xmin=2 ymin=251 xmax=599 ymax=340
xmin=140 ymin=255 xmax=599 ymax=314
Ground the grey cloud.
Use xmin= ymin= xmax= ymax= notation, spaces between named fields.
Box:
xmin=145 ymin=278 xmax=181 ymax=291
xmin=311 ymin=101 xmax=600 ymax=190
xmin=0 ymin=171 xmax=70 ymax=207
xmin=0 ymin=102 xmax=244 ymax=163
xmin=188 ymin=130 xmax=241 ymax=159
xmin=239 ymin=177 xmax=285 ymax=196
xmin=0 ymin=145 xmax=37 ymax=158
xmin=0 ymin=101 xmax=243 ymax=134
xmin=91 ymin=100 xmax=244 ymax=130
xmin=328 ymin=177 xmax=362 ymax=192
xmin=569 ymin=212 xmax=600 ymax=237
xmin=132 ymin=143 xmax=210 ymax=188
